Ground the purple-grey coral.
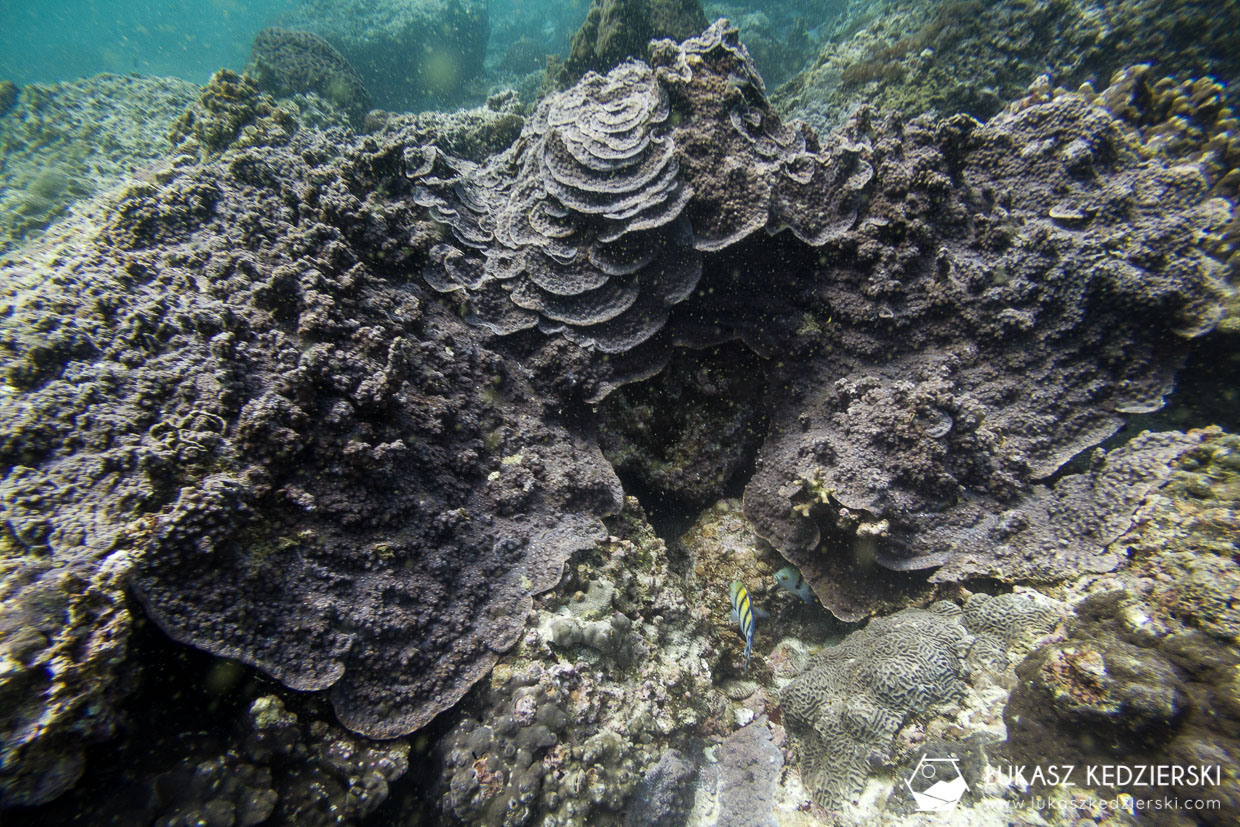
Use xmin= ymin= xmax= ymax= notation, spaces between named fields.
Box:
xmin=410 ymin=20 xmax=873 ymax=397
xmin=408 ymin=58 xmax=701 ymax=359
xmin=556 ymin=0 xmax=708 ymax=87
xmin=742 ymin=85 xmax=1228 ymax=619
xmin=1 ymin=90 xmax=623 ymax=755
xmin=415 ymin=21 xmax=1226 ymax=622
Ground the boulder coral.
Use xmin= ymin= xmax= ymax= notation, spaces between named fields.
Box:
xmin=248 ymin=28 xmax=372 ymax=127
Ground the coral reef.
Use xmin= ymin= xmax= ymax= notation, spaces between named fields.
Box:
xmin=9 ymin=631 xmax=414 ymax=827
xmin=0 ymin=74 xmax=196 ymax=250
xmin=678 ymin=498 xmax=844 ymax=681
xmin=623 ymin=748 xmax=697 ymax=826
xmin=1091 ymin=66 xmax=1240 ymax=325
xmin=3 ymin=18 xmax=1237 ymax=820
xmin=248 ymin=28 xmax=372 ymax=127
xmin=280 ymin=0 xmax=490 ymax=112
xmin=144 ymin=694 xmax=410 ymax=826
xmin=408 ymin=58 xmax=701 ymax=368
xmin=410 ymin=20 xmax=876 ymax=398
xmin=555 ymin=0 xmax=708 ymax=87
xmin=776 ymin=0 xmax=1240 ymax=135
xmin=996 ymin=427 xmax=1240 ymax=823
xmin=783 ymin=593 xmax=1064 ymax=811
xmin=0 ymin=548 xmax=131 ymax=807
xmin=1 ymin=85 xmax=622 ymax=776
xmin=703 ymin=3 xmax=814 ymax=88
xmin=364 ymin=90 xmax=525 ymax=163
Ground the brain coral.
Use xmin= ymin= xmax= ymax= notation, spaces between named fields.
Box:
xmin=783 ymin=593 xmax=1063 ymax=809
xmin=248 ymin=27 xmax=372 ymax=126
xmin=783 ymin=602 xmax=969 ymax=809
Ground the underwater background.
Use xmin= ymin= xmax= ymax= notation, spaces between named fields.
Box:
xmin=1 ymin=1 xmax=1238 ymax=825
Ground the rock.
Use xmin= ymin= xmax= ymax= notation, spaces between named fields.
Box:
xmin=555 ymin=0 xmax=708 ymax=87
xmin=280 ymin=0 xmax=490 ymax=112
xmin=248 ymin=28 xmax=371 ymax=126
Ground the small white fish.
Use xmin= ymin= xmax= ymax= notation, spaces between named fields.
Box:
xmin=774 ymin=566 xmax=816 ymax=605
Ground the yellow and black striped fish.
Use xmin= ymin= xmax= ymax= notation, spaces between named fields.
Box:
xmin=729 ymin=580 xmax=754 ymax=673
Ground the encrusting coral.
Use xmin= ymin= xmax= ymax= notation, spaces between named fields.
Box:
xmin=741 ymin=78 xmax=1230 ymax=619
xmin=414 ymin=20 xmax=1228 ymax=621
xmin=168 ymin=69 xmax=297 ymax=159
xmin=2 ymin=67 xmax=623 ymax=791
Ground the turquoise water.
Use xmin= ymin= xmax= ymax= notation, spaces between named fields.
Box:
xmin=0 ymin=0 xmax=299 ymax=83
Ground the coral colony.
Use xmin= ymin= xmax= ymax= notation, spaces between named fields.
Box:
xmin=1 ymin=2 xmax=1238 ymax=824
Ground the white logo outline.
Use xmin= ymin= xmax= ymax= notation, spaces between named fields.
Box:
xmin=905 ymin=754 xmax=969 ymax=813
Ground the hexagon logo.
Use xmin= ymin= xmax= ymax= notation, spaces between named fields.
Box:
xmin=905 ymin=754 xmax=968 ymax=813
